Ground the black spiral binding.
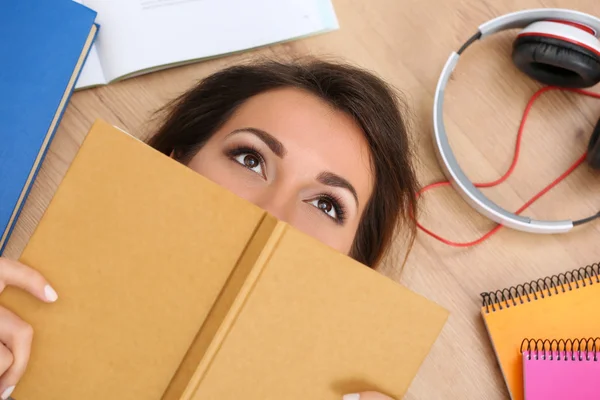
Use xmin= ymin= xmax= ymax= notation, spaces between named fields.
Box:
xmin=480 ymin=263 xmax=600 ymax=313
xmin=520 ymin=338 xmax=600 ymax=362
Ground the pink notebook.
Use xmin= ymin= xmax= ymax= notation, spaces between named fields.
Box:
xmin=522 ymin=339 xmax=600 ymax=400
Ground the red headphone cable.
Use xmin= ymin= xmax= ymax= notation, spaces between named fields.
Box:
xmin=417 ymin=86 xmax=600 ymax=247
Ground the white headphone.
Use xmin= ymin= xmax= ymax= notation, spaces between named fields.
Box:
xmin=433 ymin=9 xmax=600 ymax=234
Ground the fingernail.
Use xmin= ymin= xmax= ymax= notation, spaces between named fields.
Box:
xmin=44 ymin=284 xmax=58 ymax=302
xmin=2 ymin=386 xmax=15 ymax=399
xmin=343 ymin=395 xmax=360 ymax=400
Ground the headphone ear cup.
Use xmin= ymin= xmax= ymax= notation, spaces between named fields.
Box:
xmin=587 ymin=118 xmax=600 ymax=169
xmin=512 ymin=36 xmax=600 ymax=88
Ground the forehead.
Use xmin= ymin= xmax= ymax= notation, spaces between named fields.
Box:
xmin=219 ymin=87 xmax=374 ymax=196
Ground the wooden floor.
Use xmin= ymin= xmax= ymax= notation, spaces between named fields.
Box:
xmin=5 ymin=0 xmax=600 ymax=398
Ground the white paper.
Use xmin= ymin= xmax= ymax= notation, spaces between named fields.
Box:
xmin=75 ymin=44 xmax=107 ymax=89
xmin=79 ymin=0 xmax=339 ymax=83
xmin=72 ymin=0 xmax=107 ymax=89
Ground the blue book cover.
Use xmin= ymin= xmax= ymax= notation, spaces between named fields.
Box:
xmin=0 ymin=0 xmax=98 ymax=254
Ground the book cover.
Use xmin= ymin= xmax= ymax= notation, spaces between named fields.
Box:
xmin=522 ymin=339 xmax=600 ymax=400
xmin=480 ymin=267 xmax=600 ymax=400
xmin=0 ymin=0 xmax=98 ymax=254
xmin=0 ymin=120 xmax=448 ymax=399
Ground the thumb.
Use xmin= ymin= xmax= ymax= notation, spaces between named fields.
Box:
xmin=343 ymin=392 xmax=395 ymax=400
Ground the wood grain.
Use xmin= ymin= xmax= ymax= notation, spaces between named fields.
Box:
xmin=4 ymin=0 xmax=600 ymax=398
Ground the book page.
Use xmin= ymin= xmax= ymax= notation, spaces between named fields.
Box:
xmin=81 ymin=0 xmax=339 ymax=82
xmin=72 ymin=0 xmax=107 ymax=89
xmin=74 ymin=44 xmax=107 ymax=89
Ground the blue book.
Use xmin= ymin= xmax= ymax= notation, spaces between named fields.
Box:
xmin=0 ymin=0 xmax=98 ymax=254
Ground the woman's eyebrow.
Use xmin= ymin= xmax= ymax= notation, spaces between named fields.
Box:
xmin=317 ymin=171 xmax=359 ymax=208
xmin=228 ymin=127 xmax=287 ymax=158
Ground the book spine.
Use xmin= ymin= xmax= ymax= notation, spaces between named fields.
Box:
xmin=161 ymin=216 xmax=286 ymax=400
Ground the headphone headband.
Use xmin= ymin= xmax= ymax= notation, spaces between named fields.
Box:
xmin=433 ymin=9 xmax=600 ymax=234
xmin=479 ymin=8 xmax=600 ymax=38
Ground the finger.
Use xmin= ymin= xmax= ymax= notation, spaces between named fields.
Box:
xmin=0 ymin=258 xmax=57 ymax=302
xmin=0 ymin=307 xmax=34 ymax=397
xmin=0 ymin=345 xmax=13 ymax=377
xmin=343 ymin=392 xmax=395 ymax=400
xmin=0 ymin=345 xmax=13 ymax=400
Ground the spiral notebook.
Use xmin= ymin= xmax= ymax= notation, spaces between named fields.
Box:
xmin=480 ymin=263 xmax=600 ymax=400
xmin=522 ymin=338 xmax=600 ymax=400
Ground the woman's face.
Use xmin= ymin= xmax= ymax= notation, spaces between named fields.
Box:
xmin=186 ymin=87 xmax=374 ymax=254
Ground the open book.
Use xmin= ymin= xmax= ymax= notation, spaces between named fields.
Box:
xmin=0 ymin=120 xmax=448 ymax=399
xmin=74 ymin=0 xmax=339 ymax=89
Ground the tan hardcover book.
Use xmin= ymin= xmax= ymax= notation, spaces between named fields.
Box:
xmin=0 ymin=119 xmax=448 ymax=399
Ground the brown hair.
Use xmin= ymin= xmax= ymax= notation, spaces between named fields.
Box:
xmin=147 ymin=58 xmax=419 ymax=268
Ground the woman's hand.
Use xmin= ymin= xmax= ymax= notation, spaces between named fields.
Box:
xmin=343 ymin=392 xmax=395 ymax=400
xmin=0 ymin=258 xmax=58 ymax=399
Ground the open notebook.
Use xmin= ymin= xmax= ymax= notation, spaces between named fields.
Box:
xmin=0 ymin=120 xmax=448 ymax=399
xmin=73 ymin=0 xmax=339 ymax=89
xmin=522 ymin=338 xmax=600 ymax=400
xmin=480 ymin=263 xmax=600 ymax=400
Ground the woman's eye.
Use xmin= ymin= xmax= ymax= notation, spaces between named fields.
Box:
xmin=309 ymin=198 xmax=337 ymax=219
xmin=233 ymin=153 xmax=264 ymax=177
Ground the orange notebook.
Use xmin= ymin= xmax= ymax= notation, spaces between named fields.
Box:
xmin=0 ymin=120 xmax=448 ymax=400
xmin=480 ymin=263 xmax=600 ymax=400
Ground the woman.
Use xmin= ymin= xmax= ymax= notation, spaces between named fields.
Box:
xmin=0 ymin=59 xmax=419 ymax=400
